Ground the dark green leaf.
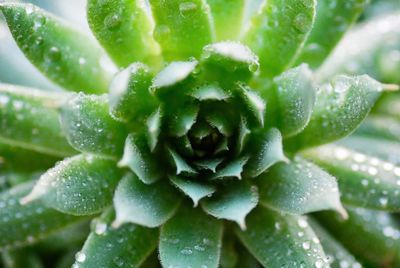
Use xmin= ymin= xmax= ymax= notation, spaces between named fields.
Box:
xmin=75 ymin=209 xmax=158 ymax=268
xmin=2 ymin=248 xmax=43 ymax=268
xmin=60 ymin=93 xmax=128 ymax=157
xmin=113 ymin=173 xmax=181 ymax=228
xmin=159 ymin=204 xmax=223 ymax=268
xmin=87 ymin=0 xmax=160 ymax=67
xmin=202 ymin=181 xmax=258 ymax=229
xmin=0 ymin=3 xmax=113 ymax=93
xmin=236 ymin=207 xmax=329 ymax=268
xmin=21 ymin=154 xmax=122 ymax=216
xmin=170 ymin=175 xmax=216 ymax=207
xmin=244 ymin=0 xmax=316 ymax=76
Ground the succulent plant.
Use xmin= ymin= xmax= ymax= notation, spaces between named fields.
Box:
xmin=1 ymin=1 xmax=400 ymax=267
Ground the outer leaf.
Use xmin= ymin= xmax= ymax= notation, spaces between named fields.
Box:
xmin=87 ymin=0 xmax=159 ymax=67
xmin=244 ymin=0 xmax=316 ymax=76
xmin=286 ymin=75 xmax=382 ymax=151
xmin=308 ymin=219 xmax=362 ymax=268
xmin=317 ymin=207 xmax=400 ymax=267
xmin=2 ymin=249 xmax=43 ymax=268
xmin=271 ymin=64 xmax=316 ymax=137
xmin=244 ymin=128 xmax=287 ymax=178
xmin=0 ymin=84 xmax=75 ymax=157
xmin=75 ymin=209 xmax=158 ymax=268
xmin=207 ymin=0 xmax=246 ymax=40
xmin=113 ymin=173 xmax=181 ymax=228
xmin=149 ymin=0 xmax=214 ymax=60
xmin=296 ymin=0 xmax=369 ymax=68
xmin=257 ymin=158 xmax=346 ymax=216
xmin=170 ymin=175 xmax=216 ymax=207
xmin=305 ymin=145 xmax=400 ymax=211
xmin=236 ymin=207 xmax=329 ymax=268
xmin=20 ymin=154 xmax=122 ymax=216
xmin=219 ymin=233 xmax=238 ymax=268
xmin=201 ymin=181 xmax=258 ymax=229
xmin=354 ymin=115 xmax=400 ymax=143
xmin=318 ymin=12 xmax=400 ymax=84
xmin=109 ymin=63 xmax=156 ymax=124
xmin=60 ymin=93 xmax=128 ymax=157
xmin=0 ymin=3 xmax=113 ymax=93
xmin=159 ymin=204 xmax=223 ymax=268
xmin=0 ymin=182 xmax=81 ymax=250
xmin=118 ymin=134 xmax=162 ymax=184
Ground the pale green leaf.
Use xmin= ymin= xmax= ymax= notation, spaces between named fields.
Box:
xmin=0 ymin=182 xmax=82 ymax=250
xmin=257 ymin=158 xmax=346 ymax=216
xmin=244 ymin=0 xmax=316 ymax=76
xmin=87 ymin=0 xmax=160 ymax=67
xmin=0 ymin=84 xmax=75 ymax=158
xmin=170 ymin=175 xmax=216 ymax=207
xmin=168 ymin=148 xmax=198 ymax=176
xmin=75 ymin=209 xmax=158 ymax=268
xmin=146 ymin=107 xmax=162 ymax=151
xmin=296 ymin=0 xmax=369 ymax=68
xmin=354 ymin=115 xmax=400 ymax=143
xmin=60 ymin=93 xmax=128 ymax=157
xmin=201 ymin=181 xmax=258 ymax=229
xmin=236 ymin=84 xmax=265 ymax=127
xmin=0 ymin=3 xmax=114 ymax=93
xmin=191 ymin=84 xmax=230 ymax=102
xmin=118 ymin=134 xmax=162 ymax=184
xmin=149 ymin=0 xmax=214 ymax=60
xmin=159 ymin=204 xmax=223 ymax=268
xmin=286 ymin=75 xmax=382 ymax=151
xmin=305 ymin=145 xmax=400 ymax=211
xmin=113 ymin=173 xmax=181 ymax=228
xmin=209 ymin=157 xmax=249 ymax=180
xmin=236 ymin=207 xmax=329 ymax=268
xmin=166 ymin=102 xmax=199 ymax=137
xmin=20 ymin=154 xmax=122 ymax=216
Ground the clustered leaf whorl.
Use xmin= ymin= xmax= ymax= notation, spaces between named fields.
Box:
xmin=0 ymin=0 xmax=400 ymax=268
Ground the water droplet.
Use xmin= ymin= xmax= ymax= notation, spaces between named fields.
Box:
xmin=95 ymin=222 xmax=107 ymax=235
xmin=293 ymin=14 xmax=310 ymax=33
xmin=179 ymin=2 xmax=197 ymax=16
xmin=104 ymin=13 xmax=122 ymax=29
xmin=180 ymin=248 xmax=193 ymax=255
xmin=46 ymin=47 xmax=61 ymax=61
xmin=379 ymin=197 xmax=388 ymax=207
xmin=154 ymin=25 xmax=171 ymax=41
xmin=75 ymin=252 xmax=86 ymax=263
xmin=302 ymin=241 xmax=311 ymax=250
xmin=298 ymin=218 xmax=308 ymax=228
xmin=315 ymin=260 xmax=324 ymax=268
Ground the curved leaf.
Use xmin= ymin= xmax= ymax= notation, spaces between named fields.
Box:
xmin=0 ymin=3 xmax=113 ymax=93
xmin=317 ymin=207 xmax=400 ymax=267
xmin=201 ymin=181 xmax=258 ymax=229
xmin=305 ymin=145 xmax=400 ymax=211
xmin=75 ymin=209 xmax=158 ymax=268
xmin=149 ymin=0 xmax=214 ymax=60
xmin=0 ymin=84 xmax=75 ymax=157
xmin=236 ymin=207 xmax=329 ymax=268
xmin=257 ymin=158 xmax=346 ymax=216
xmin=60 ymin=93 xmax=128 ymax=157
xmin=20 ymin=154 xmax=122 ymax=216
xmin=210 ymin=157 xmax=249 ymax=180
xmin=159 ymin=204 xmax=223 ymax=268
xmin=296 ymin=0 xmax=369 ymax=68
xmin=0 ymin=182 xmax=81 ymax=250
xmin=87 ymin=0 xmax=160 ymax=67
xmin=170 ymin=175 xmax=216 ymax=207
xmin=113 ymin=173 xmax=181 ymax=228
xmin=244 ymin=0 xmax=316 ymax=76
xmin=354 ymin=115 xmax=400 ymax=143
xmin=287 ymin=75 xmax=382 ymax=151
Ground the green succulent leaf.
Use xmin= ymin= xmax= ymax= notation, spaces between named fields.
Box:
xmin=305 ymin=145 xmax=400 ymax=211
xmin=146 ymin=107 xmax=162 ymax=151
xmin=286 ymin=75 xmax=382 ymax=151
xmin=209 ymin=157 xmax=249 ymax=180
xmin=109 ymin=63 xmax=156 ymax=124
xmin=75 ymin=209 xmax=158 ymax=268
xmin=0 ymin=3 xmax=113 ymax=93
xmin=113 ymin=173 xmax=181 ymax=228
xmin=244 ymin=128 xmax=287 ymax=178
xmin=354 ymin=115 xmax=400 ymax=143
xmin=1 ymin=249 xmax=43 ymax=268
xmin=317 ymin=207 xmax=400 ymax=267
xmin=170 ymin=175 xmax=216 ymax=207
xmin=87 ymin=0 xmax=160 ymax=67
xmin=159 ymin=204 xmax=223 ymax=268
xmin=60 ymin=93 xmax=128 ymax=157
xmin=191 ymin=84 xmax=230 ymax=101
xmin=296 ymin=0 xmax=369 ymax=68
xmin=236 ymin=84 xmax=265 ymax=127
xmin=244 ymin=0 xmax=316 ymax=76
xmin=308 ymin=219 xmax=362 ymax=268
xmin=236 ymin=207 xmax=329 ymax=268
xmin=202 ymin=181 xmax=258 ymax=229
xmin=149 ymin=0 xmax=214 ymax=60
xmin=168 ymin=148 xmax=198 ymax=176
xmin=257 ymin=158 xmax=346 ymax=216
xmin=118 ymin=134 xmax=162 ymax=185
xmin=166 ymin=102 xmax=199 ymax=137
xmin=0 ymin=182 xmax=82 ymax=250
xmin=0 ymin=84 xmax=75 ymax=158
xmin=271 ymin=64 xmax=316 ymax=137
xmin=219 ymin=233 xmax=238 ymax=268
xmin=20 ymin=154 xmax=122 ymax=216
xmin=207 ymin=0 xmax=246 ymax=40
